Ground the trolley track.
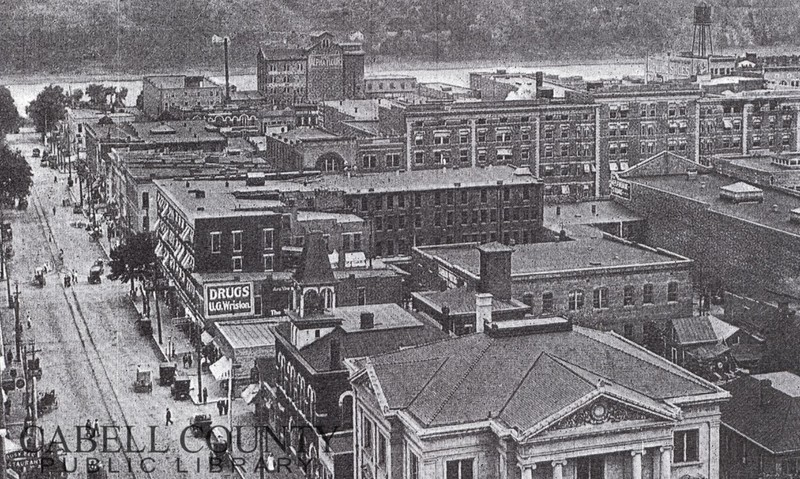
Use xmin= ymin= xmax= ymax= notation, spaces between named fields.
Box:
xmin=29 ymin=184 xmax=153 ymax=479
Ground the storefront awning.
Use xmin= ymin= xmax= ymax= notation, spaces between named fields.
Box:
xmin=201 ymin=331 xmax=214 ymax=345
xmin=210 ymin=356 xmax=233 ymax=381
xmin=241 ymin=383 xmax=260 ymax=404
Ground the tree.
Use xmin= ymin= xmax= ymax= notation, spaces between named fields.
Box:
xmin=109 ymin=233 xmax=158 ymax=295
xmin=115 ymin=87 xmax=129 ymax=107
xmin=0 ymin=86 xmax=21 ymax=136
xmin=26 ymin=85 xmax=67 ymax=134
xmin=0 ymin=144 xmax=33 ymax=205
xmin=85 ymin=83 xmax=107 ymax=107
xmin=69 ymin=88 xmax=84 ymax=107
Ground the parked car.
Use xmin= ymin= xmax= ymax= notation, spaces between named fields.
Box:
xmin=32 ymin=148 xmax=40 ymax=158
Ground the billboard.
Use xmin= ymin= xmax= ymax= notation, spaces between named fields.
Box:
xmin=204 ymin=282 xmax=255 ymax=319
xmin=610 ymin=177 xmax=631 ymax=200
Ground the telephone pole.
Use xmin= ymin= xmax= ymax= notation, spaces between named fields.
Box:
xmin=13 ymin=284 xmax=21 ymax=361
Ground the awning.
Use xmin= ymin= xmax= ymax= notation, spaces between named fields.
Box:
xmin=583 ymin=164 xmax=591 ymax=174
xmin=201 ymin=331 xmax=214 ymax=345
xmin=241 ymin=383 xmax=260 ymax=404
xmin=345 ymin=252 xmax=367 ymax=268
xmin=610 ymin=162 xmax=619 ymax=172
xmin=561 ymin=185 xmax=570 ymax=195
xmin=723 ymin=119 xmax=733 ymax=129
xmin=210 ymin=356 xmax=233 ymax=381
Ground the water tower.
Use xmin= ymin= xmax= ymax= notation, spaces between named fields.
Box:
xmin=692 ymin=4 xmax=713 ymax=57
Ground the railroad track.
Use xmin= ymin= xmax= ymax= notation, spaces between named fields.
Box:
xmin=30 ymin=183 xmax=153 ymax=479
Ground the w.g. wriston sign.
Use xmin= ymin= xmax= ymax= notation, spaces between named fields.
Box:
xmin=204 ymin=282 xmax=255 ymax=318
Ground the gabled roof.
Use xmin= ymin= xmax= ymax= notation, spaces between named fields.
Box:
xmin=722 ymin=373 xmax=800 ymax=454
xmin=671 ymin=316 xmax=719 ymax=345
xmin=294 ymin=231 xmax=336 ymax=286
xmin=365 ymin=326 xmax=723 ymax=431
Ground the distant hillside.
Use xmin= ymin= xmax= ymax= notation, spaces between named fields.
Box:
xmin=1 ymin=0 xmax=799 ymax=75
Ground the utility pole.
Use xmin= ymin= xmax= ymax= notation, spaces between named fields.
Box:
xmin=196 ymin=324 xmax=203 ymax=404
xmin=224 ymin=37 xmax=231 ymax=103
xmin=0 ymin=313 xmax=7 ymax=479
xmin=13 ymin=284 xmax=21 ymax=361
xmin=153 ymin=265 xmax=162 ymax=346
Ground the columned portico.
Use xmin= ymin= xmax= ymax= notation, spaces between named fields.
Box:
xmin=660 ymin=446 xmax=673 ymax=479
xmin=551 ymin=460 xmax=566 ymax=479
xmin=631 ymin=450 xmax=645 ymax=479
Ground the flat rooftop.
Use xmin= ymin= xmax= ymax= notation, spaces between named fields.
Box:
xmin=272 ymin=128 xmax=340 ymax=142
xmin=335 ymin=303 xmax=421 ymax=333
xmin=420 ymin=82 xmax=475 ymax=94
xmin=629 ymin=173 xmax=800 ymax=237
xmin=145 ymin=75 xmax=220 ymax=89
xmin=128 ymin=120 xmax=226 ymax=144
xmin=154 ymin=178 xmax=284 ymax=221
xmin=216 ymin=319 xmax=280 ymax=350
xmin=321 ymin=100 xmax=381 ymax=120
xmin=724 ymin=155 xmax=800 ymax=173
xmin=418 ymin=236 xmax=689 ymax=278
xmin=544 ymin=200 xmax=642 ymax=229
xmin=296 ymin=210 xmax=363 ymax=224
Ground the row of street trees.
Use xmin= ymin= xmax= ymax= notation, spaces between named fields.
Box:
xmin=0 ymin=85 xmax=32 ymax=205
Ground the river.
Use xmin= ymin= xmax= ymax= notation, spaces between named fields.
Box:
xmin=5 ymin=61 xmax=644 ymax=117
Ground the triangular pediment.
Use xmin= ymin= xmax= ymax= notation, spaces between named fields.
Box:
xmin=543 ymin=396 xmax=672 ymax=434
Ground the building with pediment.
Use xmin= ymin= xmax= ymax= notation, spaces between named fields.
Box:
xmin=346 ymin=315 xmax=729 ymax=479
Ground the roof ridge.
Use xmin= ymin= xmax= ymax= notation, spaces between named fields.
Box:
xmin=497 ymin=352 xmax=546 ymax=420
xmin=428 ymin=338 xmax=493 ymax=423
xmin=546 ymin=353 xmax=605 ymax=388
xmin=574 ymin=327 xmax=720 ymax=393
xmin=407 ymin=356 xmax=451 ymax=412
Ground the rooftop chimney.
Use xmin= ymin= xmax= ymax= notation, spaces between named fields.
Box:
xmin=535 ymin=71 xmax=544 ymax=88
xmin=360 ymin=312 xmax=374 ymax=330
xmin=759 ymin=379 xmax=772 ymax=406
xmin=475 ymin=293 xmax=492 ymax=333
xmin=330 ymin=338 xmax=341 ymax=370
xmin=478 ymin=243 xmax=514 ymax=301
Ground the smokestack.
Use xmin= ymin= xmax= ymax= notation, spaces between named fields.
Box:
xmin=475 ymin=293 xmax=492 ymax=333
xmin=330 ymin=339 xmax=341 ymax=370
xmin=535 ymin=71 xmax=544 ymax=88
xmin=360 ymin=312 xmax=374 ymax=330
xmin=759 ymin=379 xmax=772 ymax=406
xmin=478 ymin=243 xmax=514 ymax=301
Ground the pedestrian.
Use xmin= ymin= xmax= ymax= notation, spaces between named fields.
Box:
xmin=6 ymin=350 xmax=12 ymax=364
xmin=93 ymin=419 xmax=99 ymax=436
xmin=26 ymin=312 xmax=31 ymax=330
xmin=4 ymin=398 xmax=10 ymax=416
xmin=52 ymin=206 xmax=56 ymax=216
xmin=72 ymin=269 xmax=78 ymax=284
xmin=217 ymin=400 xmax=223 ymax=416
xmin=223 ymin=400 xmax=229 ymax=415
xmin=165 ymin=408 xmax=173 ymax=426
xmin=202 ymin=387 xmax=208 ymax=404
xmin=54 ymin=176 xmax=57 ymax=184
xmin=266 ymin=452 xmax=276 ymax=472
xmin=187 ymin=354 xmax=193 ymax=369
xmin=85 ymin=419 xmax=93 ymax=438
xmin=182 ymin=354 xmax=187 ymax=369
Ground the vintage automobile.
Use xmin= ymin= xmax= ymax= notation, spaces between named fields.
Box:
xmin=133 ymin=365 xmax=152 ymax=393
xmin=159 ymin=362 xmax=177 ymax=386
xmin=37 ymin=389 xmax=58 ymax=416
xmin=171 ymin=377 xmax=191 ymax=401
xmin=88 ymin=265 xmax=102 ymax=284
xmin=34 ymin=267 xmax=46 ymax=287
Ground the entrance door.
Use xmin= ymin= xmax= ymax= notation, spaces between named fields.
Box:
xmin=577 ymin=456 xmax=604 ymax=479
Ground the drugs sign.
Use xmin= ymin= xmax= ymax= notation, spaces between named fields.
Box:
xmin=204 ymin=282 xmax=254 ymax=318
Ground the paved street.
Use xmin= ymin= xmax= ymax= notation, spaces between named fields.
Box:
xmin=0 ymin=133 xmax=300 ymax=479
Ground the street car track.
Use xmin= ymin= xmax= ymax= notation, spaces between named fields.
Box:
xmin=29 ymin=185 xmax=153 ymax=479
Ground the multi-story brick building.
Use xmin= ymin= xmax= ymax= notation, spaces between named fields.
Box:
xmin=347 ymin=316 xmax=729 ymax=479
xmin=401 ymin=100 xmax=600 ymax=201
xmin=141 ymin=75 xmax=225 ymax=120
xmin=257 ymin=32 xmax=365 ymax=106
xmin=410 ymin=232 xmax=694 ymax=343
xmin=363 ymin=75 xmax=417 ymax=99
xmin=261 ymin=232 xmax=447 ymax=479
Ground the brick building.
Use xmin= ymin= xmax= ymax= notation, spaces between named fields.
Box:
xmin=257 ymin=32 xmax=365 ymax=105
xmin=141 ymin=75 xmax=225 ymax=120
xmin=712 ymin=152 xmax=800 ymax=191
xmin=617 ymin=151 xmax=800 ymax=302
xmin=347 ymin=316 xmax=729 ymax=479
xmin=363 ymin=75 xmax=417 ymax=99
xmin=410 ymin=232 xmax=693 ymax=343
xmin=259 ymin=232 xmax=447 ymax=479
xmin=401 ymin=100 xmax=601 ymax=201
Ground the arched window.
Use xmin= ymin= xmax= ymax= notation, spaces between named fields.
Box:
xmin=340 ymin=394 xmax=354 ymax=428
xmin=322 ymin=288 xmax=334 ymax=309
xmin=303 ymin=289 xmax=323 ymax=315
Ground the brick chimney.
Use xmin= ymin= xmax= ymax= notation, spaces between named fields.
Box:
xmin=360 ymin=312 xmax=374 ymax=330
xmin=330 ymin=338 xmax=341 ymax=370
xmin=759 ymin=379 xmax=772 ymax=406
xmin=478 ymin=243 xmax=513 ymax=301
xmin=475 ymin=293 xmax=493 ymax=333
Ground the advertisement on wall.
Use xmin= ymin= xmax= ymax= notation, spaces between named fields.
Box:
xmin=204 ymin=281 xmax=255 ymax=319
xmin=610 ymin=177 xmax=631 ymax=200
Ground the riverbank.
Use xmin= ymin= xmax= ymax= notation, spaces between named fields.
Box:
xmin=0 ymin=56 xmax=647 ymax=87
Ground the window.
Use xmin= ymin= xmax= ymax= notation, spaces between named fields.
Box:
xmin=460 ymin=149 xmax=469 ymax=163
xmin=363 ymin=417 xmax=373 ymax=453
xmin=668 ymin=281 xmax=679 ymax=302
xmin=386 ymin=153 xmax=401 ymax=168
xmin=623 ymin=323 xmax=634 ymax=339
xmin=446 ymin=459 xmax=474 ymax=479
xmin=446 ymin=212 xmax=454 ymax=226
xmin=568 ymin=290 xmax=584 ymax=311
xmin=142 ymin=216 xmax=149 ymax=231
xmin=263 ymin=228 xmax=274 ymax=250
xmin=377 ymin=433 xmax=388 ymax=468
xmin=459 ymin=129 xmax=469 ymax=144
xmin=542 ymin=292 xmax=554 ymax=313
xmin=623 ymin=286 xmax=634 ymax=306
xmin=414 ymin=152 xmax=424 ymax=164
xmin=263 ymin=254 xmax=274 ymax=272
xmin=643 ymin=284 xmax=654 ymax=304
xmin=210 ymin=232 xmax=221 ymax=254
xmin=141 ymin=192 xmax=150 ymax=210
xmin=461 ymin=190 xmax=469 ymax=204
xmin=231 ymin=231 xmax=243 ymax=253
xmin=674 ymin=430 xmax=699 ymax=463
xmin=362 ymin=155 xmax=377 ymax=169
xmin=357 ymin=287 xmax=366 ymax=306
xmin=593 ymin=287 xmax=609 ymax=309
xmin=232 ymin=256 xmax=243 ymax=272
xmin=408 ymin=450 xmax=419 ymax=479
